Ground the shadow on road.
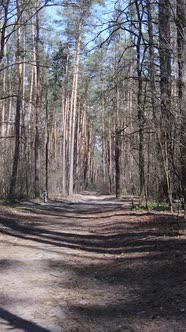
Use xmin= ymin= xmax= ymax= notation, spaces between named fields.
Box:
xmin=0 ymin=308 xmax=51 ymax=332
xmin=0 ymin=199 xmax=186 ymax=331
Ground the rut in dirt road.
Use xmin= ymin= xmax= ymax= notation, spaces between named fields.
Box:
xmin=0 ymin=196 xmax=186 ymax=332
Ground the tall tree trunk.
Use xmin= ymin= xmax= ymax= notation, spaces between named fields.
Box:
xmin=108 ymin=116 xmax=112 ymax=193
xmin=9 ymin=0 xmax=23 ymax=198
xmin=101 ymin=91 xmax=106 ymax=184
xmin=45 ymin=87 xmax=49 ymax=198
xmin=61 ymin=44 xmax=69 ymax=195
xmin=135 ymin=0 xmax=145 ymax=205
xmin=0 ymin=43 xmax=7 ymax=196
xmin=115 ymin=129 xmax=121 ymax=198
xmin=114 ymin=81 xmax=121 ymax=198
xmin=177 ymin=0 xmax=186 ymax=216
xmin=69 ymin=15 xmax=83 ymax=195
xmin=159 ymin=0 xmax=173 ymax=211
xmin=34 ymin=0 xmax=41 ymax=198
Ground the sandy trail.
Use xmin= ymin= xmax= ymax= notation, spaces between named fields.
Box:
xmin=0 ymin=195 xmax=186 ymax=331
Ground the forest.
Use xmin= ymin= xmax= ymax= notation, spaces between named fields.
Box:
xmin=0 ymin=0 xmax=186 ymax=213
xmin=0 ymin=1 xmax=186 ymax=331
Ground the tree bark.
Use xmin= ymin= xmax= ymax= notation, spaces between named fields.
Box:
xmin=34 ymin=0 xmax=41 ymax=198
xmin=135 ymin=0 xmax=145 ymax=205
xmin=61 ymin=44 xmax=69 ymax=195
xmin=8 ymin=0 xmax=23 ymax=199
xmin=159 ymin=0 xmax=173 ymax=211
xmin=115 ymin=130 xmax=121 ymax=198
xmin=177 ymin=0 xmax=186 ymax=216
xmin=69 ymin=14 xmax=83 ymax=195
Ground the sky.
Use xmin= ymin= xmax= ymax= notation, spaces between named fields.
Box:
xmin=46 ymin=0 xmax=116 ymax=17
xmin=45 ymin=0 xmax=116 ymax=51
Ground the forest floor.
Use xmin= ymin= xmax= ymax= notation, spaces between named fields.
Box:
xmin=0 ymin=193 xmax=186 ymax=332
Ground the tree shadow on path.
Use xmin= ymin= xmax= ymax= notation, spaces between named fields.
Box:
xmin=0 ymin=307 xmax=51 ymax=332
xmin=0 ymin=200 xmax=186 ymax=331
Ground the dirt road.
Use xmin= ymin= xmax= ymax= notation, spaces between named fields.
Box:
xmin=0 ymin=195 xmax=186 ymax=331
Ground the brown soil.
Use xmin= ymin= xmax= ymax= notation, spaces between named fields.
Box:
xmin=0 ymin=195 xmax=186 ymax=332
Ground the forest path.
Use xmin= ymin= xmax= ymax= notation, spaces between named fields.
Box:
xmin=0 ymin=195 xmax=186 ymax=332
